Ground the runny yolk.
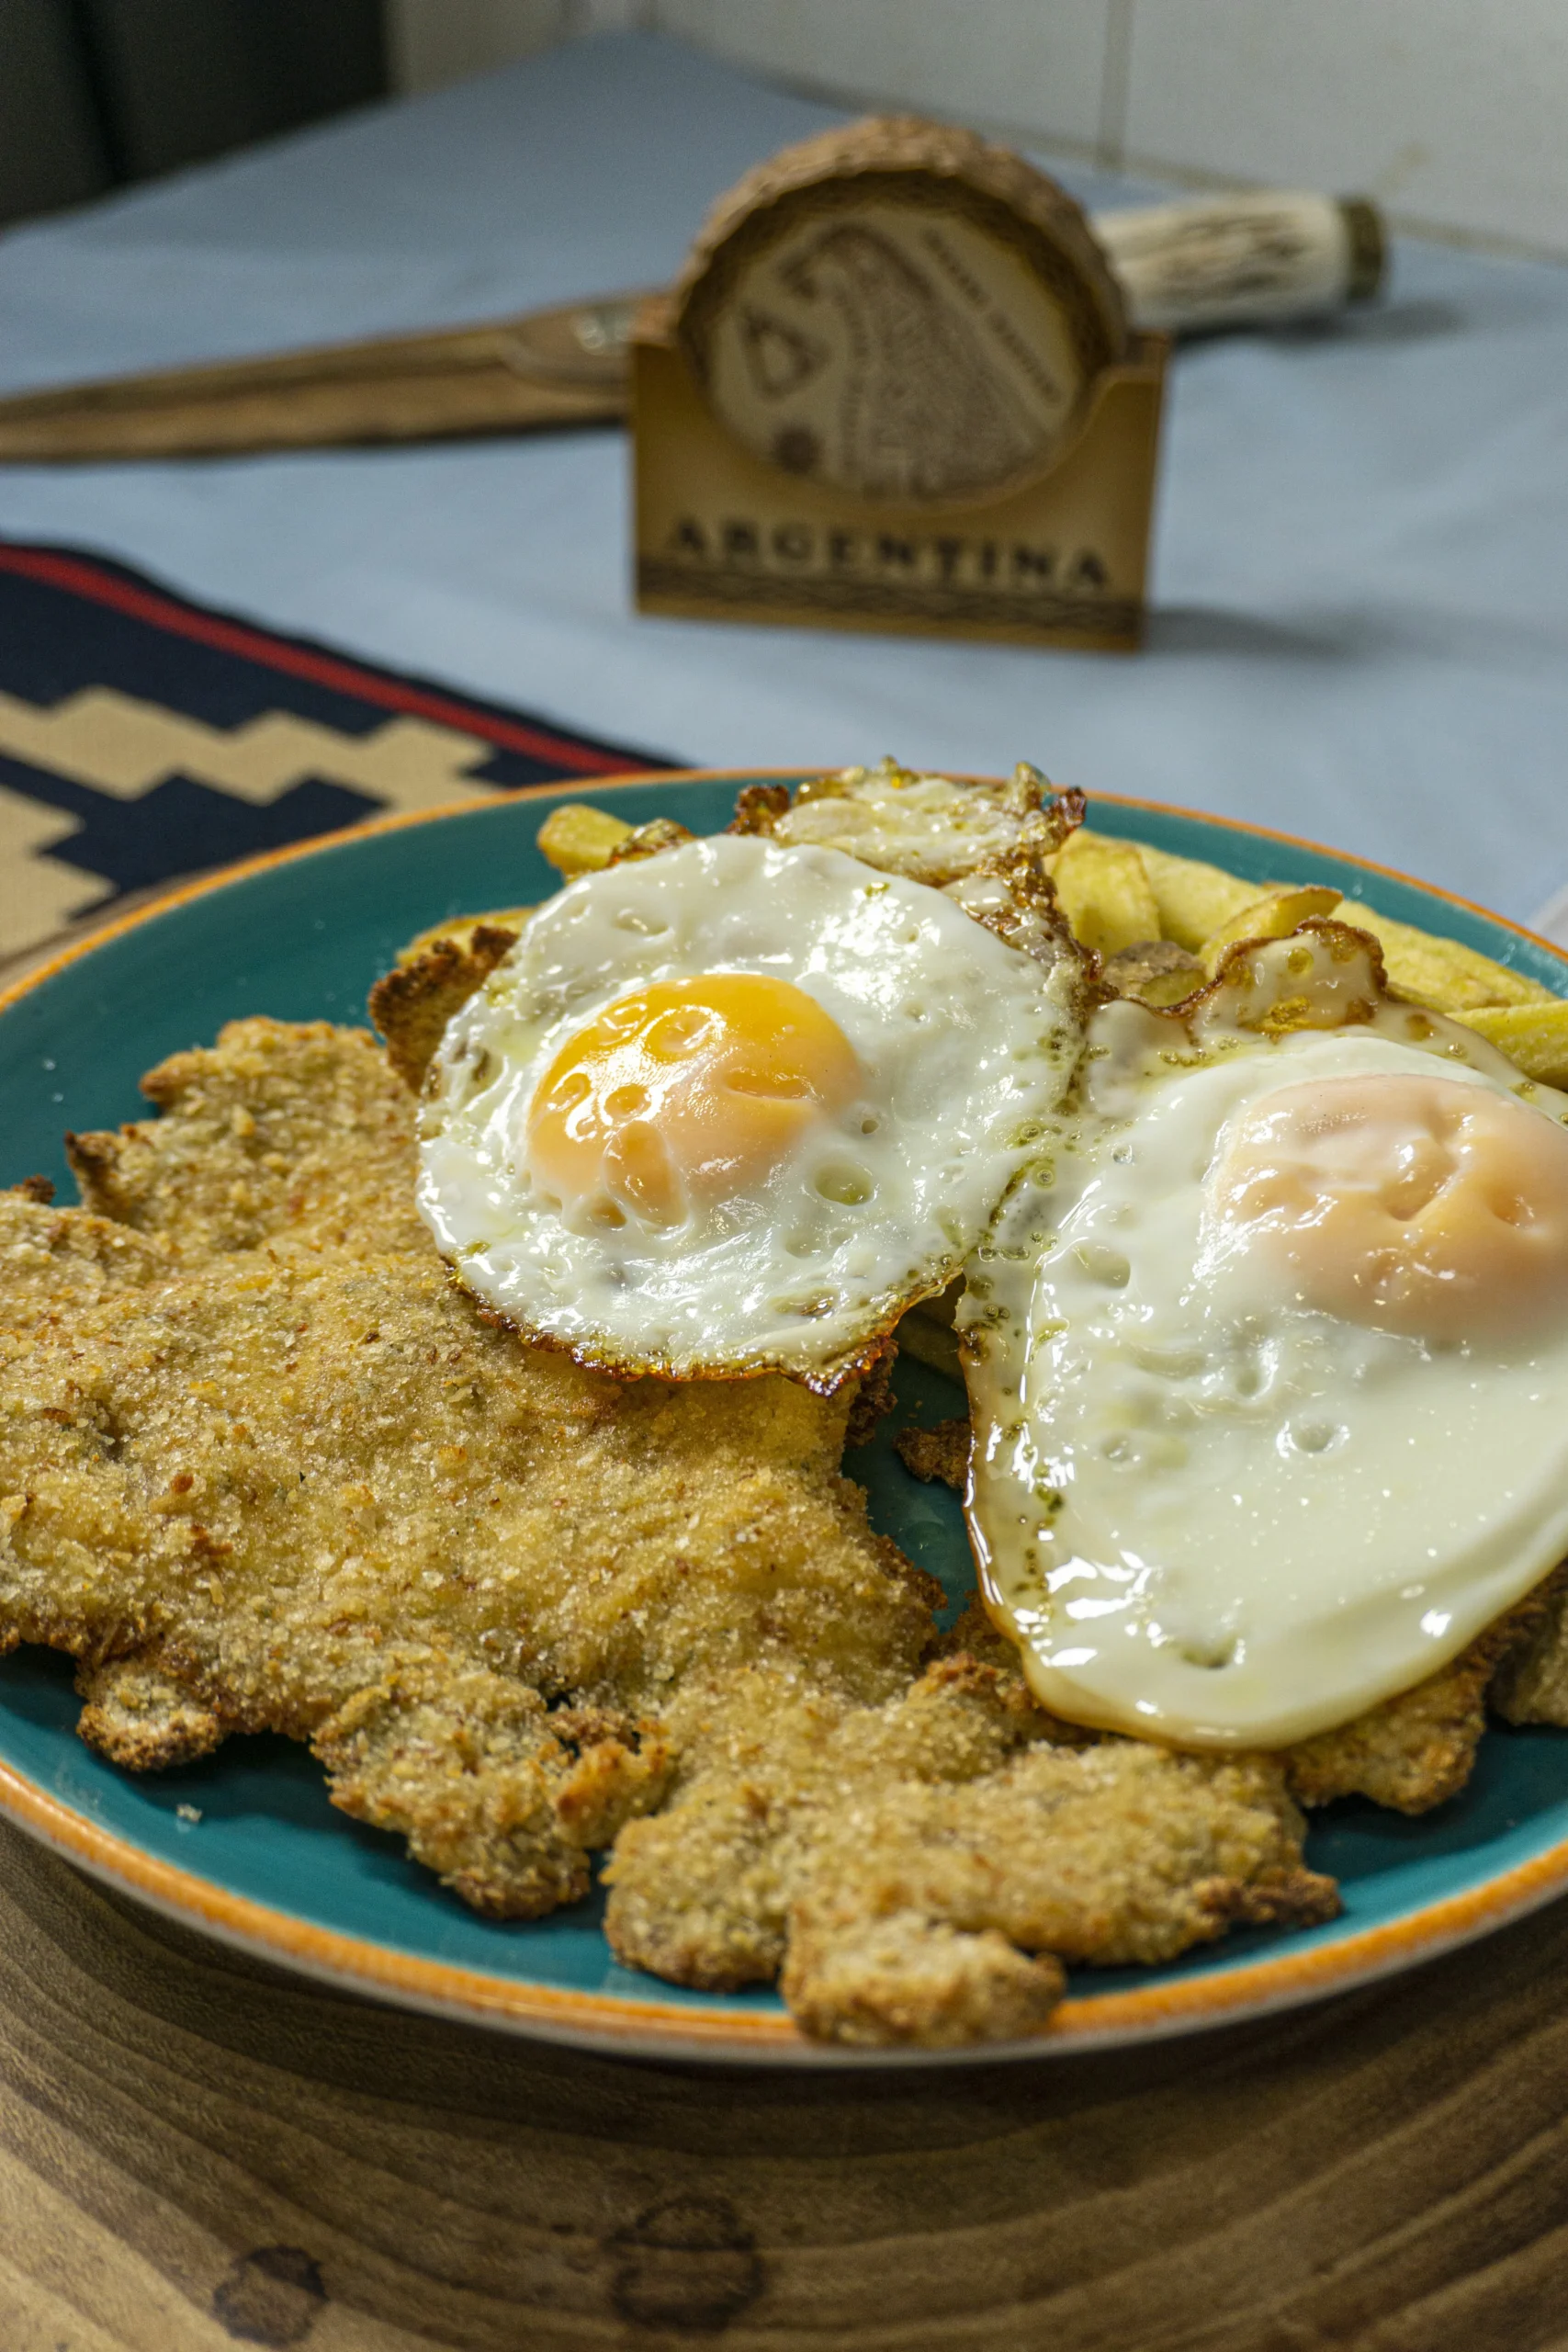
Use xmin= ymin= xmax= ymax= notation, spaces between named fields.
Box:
xmin=525 ymin=973 xmax=863 ymax=1228
xmin=1207 ymin=1071 xmax=1568 ymax=1343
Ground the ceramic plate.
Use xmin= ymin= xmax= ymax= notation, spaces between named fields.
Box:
xmin=5 ymin=771 xmax=1568 ymax=2065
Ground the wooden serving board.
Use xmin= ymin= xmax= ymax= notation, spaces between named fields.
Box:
xmin=3 ymin=1811 xmax=1565 ymax=2349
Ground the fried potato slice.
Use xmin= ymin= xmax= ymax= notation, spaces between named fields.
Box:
xmin=1046 ymin=834 xmax=1163 ymax=958
xmin=1199 ymin=885 xmax=1343 ymax=976
xmin=369 ymin=921 xmax=520 ymax=1093
xmin=1349 ymin=908 xmax=1555 ymax=1013
xmin=536 ymin=803 xmax=635 ymax=877
xmin=65 ymin=1017 xmax=425 ymax=1258
xmin=1116 ymin=836 xmax=1260 ymax=950
xmin=1103 ymin=832 xmax=1554 ymax=1013
xmin=1452 ymin=1002 xmax=1568 ymax=1087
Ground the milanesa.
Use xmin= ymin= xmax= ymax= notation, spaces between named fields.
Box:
xmin=0 ymin=826 xmax=1336 ymax=2048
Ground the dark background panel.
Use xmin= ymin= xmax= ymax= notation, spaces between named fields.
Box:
xmin=0 ymin=0 xmax=388 ymax=227
xmin=0 ymin=1 xmax=113 ymax=222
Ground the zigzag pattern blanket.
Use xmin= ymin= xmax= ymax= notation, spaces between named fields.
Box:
xmin=0 ymin=540 xmax=669 ymax=967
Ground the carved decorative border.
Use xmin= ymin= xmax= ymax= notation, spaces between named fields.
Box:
xmin=637 ymin=557 xmax=1139 ymax=639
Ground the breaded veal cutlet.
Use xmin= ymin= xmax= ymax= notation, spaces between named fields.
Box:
xmin=0 ymin=1004 xmax=1340 ymax=2045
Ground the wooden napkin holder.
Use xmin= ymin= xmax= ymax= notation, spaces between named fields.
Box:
xmin=632 ymin=119 xmax=1168 ymax=653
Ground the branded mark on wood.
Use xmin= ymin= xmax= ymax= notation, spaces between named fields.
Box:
xmin=609 ymin=2194 xmax=764 ymax=2333
xmin=211 ymin=2244 xmax=327 ymax=2346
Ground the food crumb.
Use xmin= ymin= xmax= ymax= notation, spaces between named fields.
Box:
xmin=895 ymin=1418 xmax=972 ymax=1491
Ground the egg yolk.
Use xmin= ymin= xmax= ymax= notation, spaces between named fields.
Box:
xmin=1207 ymin=1072 xmax=1568 ymax=1342
xmin=525 ymin=973 xmax=863 ymax=1227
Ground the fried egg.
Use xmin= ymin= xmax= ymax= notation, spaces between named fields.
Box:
xmin=770 ymin=757 xmax=1077 ymax=887
xmin=418 ymin=832 xmax=1083 ymax=1387
xmin=962 ymin=923 xmax=1568 ymax=1748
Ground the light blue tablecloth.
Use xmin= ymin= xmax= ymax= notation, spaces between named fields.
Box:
xmin=2 ymin=31 xmax=1565 ymax=923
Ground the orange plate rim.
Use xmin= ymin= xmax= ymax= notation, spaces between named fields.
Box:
xmin=3 ymin=767 xmax=1566 ymax=2066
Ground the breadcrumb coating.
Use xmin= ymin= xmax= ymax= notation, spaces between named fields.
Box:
xmin=368 ymin=922 xmax=521 ymax=1094
xmin=606 ymin=1652 xmax=1337 ymax=2042
xmin=66 ymin=1018 xmax=424 ymax=1258
xmin=0 ymin=1013 xmax=1347 ymax=2043
xmin=2 ymin=1184 xmax=176 ymax=1310
xmin=1282 ymin=1571 xmax=1568 ymax=1814
xmin=1493 ymin=1571 xmax=1568 ymax=1729
xmin=785 ymin=1913 xmax=1066 ymax=2049
xmin=0 ymin=1189 xmax=932 ymax=1917
xmin=75 ymin=1656 xmax=224 ymax=1770
xmin=894 ymin=1417 xmax=970 ymax=1491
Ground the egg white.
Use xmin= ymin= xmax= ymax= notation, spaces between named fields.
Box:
xmin=418 ymin=833 xmax=1082 ymax=1386
xmin=962 ymin=993 xmax=1568 ymax=1748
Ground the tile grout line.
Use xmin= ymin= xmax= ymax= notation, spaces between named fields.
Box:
xmin=1098 ymin=0 xmax=1135 ymax=172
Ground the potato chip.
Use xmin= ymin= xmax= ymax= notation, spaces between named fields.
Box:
xmin=1115 ymin=836 xmax=1261 ymax=950
xmin=1199 ymin=885 xmax=1342 ymax=976
xmin=1343 ymin=907 xmax=1556 ymax=1012
xmin=1453 ymin=1003 xmax=1568 ymax=1086
xmin=536 ymin=803 xmax=636 ymax=878
xmin=1046 ymin=835 xmax=1163 ymax=957
xmin=1112 ymin=831 xmax=1553 ymax=1014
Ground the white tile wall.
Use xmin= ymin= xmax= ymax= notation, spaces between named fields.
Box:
xmin=652 ymin=0 xmax=1118 ymax=156
xmin=1122 ymin=0 xmax=1568 ymax=255
xmin=388 ymin=0 xmax=1568 ymax=258
xmin=388 ymin=0 xmax=656 ymax=89
xmin=386 ymin=0 xmax=571 ymax=93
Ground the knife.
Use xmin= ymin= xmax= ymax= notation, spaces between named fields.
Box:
xmin=0 ymin=194 xmax=1381 ymax=464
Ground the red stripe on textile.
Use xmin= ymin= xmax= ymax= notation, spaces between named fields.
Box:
xmin=0 ymin=544 xmax=626 ymax=775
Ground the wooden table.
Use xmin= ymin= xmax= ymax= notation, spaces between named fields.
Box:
xmin=2 ymin=1814 xmax=1565 ymax=2351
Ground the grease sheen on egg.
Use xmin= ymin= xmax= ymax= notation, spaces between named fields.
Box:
xmin=963 ymin=988 xmax=1568 ymax=1751
xmin=418 ymin=834 xmax=1081 ymax=1385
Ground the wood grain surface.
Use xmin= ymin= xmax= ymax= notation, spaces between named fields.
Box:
xmin=1 ymin=1814 xmax=1567 ymax=2349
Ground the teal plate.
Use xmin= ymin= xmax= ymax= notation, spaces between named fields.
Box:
xmin=5 ymin=770 xmax=1568 ymax=2064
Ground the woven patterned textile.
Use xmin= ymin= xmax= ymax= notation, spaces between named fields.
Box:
xmin=0 ymin=539 xmax=670 ymax=967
